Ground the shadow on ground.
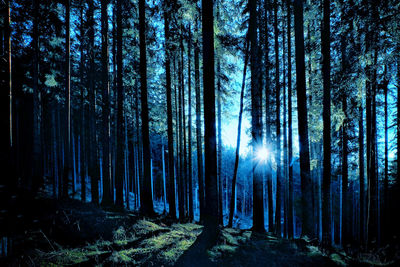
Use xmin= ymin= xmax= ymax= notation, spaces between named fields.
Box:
xmin=2 ymin=193 xmax=399 ymax=266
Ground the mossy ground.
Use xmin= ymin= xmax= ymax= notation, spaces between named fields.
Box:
xmin=1 ymin=197 xmax=399 ymax=266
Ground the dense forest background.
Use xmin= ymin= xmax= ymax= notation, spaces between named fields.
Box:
xmin=1 ymin=0 xmax=400 ymax=263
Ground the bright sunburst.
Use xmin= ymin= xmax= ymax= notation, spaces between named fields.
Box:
xmin=255 ymin=146 xmax=269 ymax=163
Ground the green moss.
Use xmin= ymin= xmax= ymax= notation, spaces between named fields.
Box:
xmin=171 ymin=223 xmax=202 ymax=233
xmin=242 ymin=231 xmax=252 ymax=240
xmin=133 ymin=219 xmax=165 ymax=235
xmin=45 ymin=248 xmax=109 ymax=265
xmin=86 ymin=240 xmax=112 ymax=251
xmin=306 ymin=245 xmax=322 ymax=257
xmin=158 ymin=238 xmax=195 ymax=264
xmin=224 ymin=228 xmax=241 ymax=235
xmin=330 ymin=253 xmax=346 ymax=266
xmin=221 ymin=231 xmax=240 ymax=246
xmin=110 ymin=249 xmax=135 ymax=263
xmin=208 ymin=244 xmax=238 ymax=262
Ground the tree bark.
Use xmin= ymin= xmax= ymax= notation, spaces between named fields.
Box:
xmin=294 ymin=0 xmax=313 ymax=237
xmin=359 ymin=101 xmax=365 ymax=246
xmin=79 ymin=3 xmax=86 ymax=202
xmin=32 ymin=0 xmax=42 ymax=193
xmin=321 ymin=0 xmax=332 ymax=246
xmin=250 ymin=0 xmax=265 ymax=233
xmin=139 ymin=0 xmax=154 ymax=215
xmin=264 ymin=0 xmax=274 ymax=233
xmin=217 ymin=60 xmax=223 ymax=225
xmin=228 ymin=38 xmax=250 ymax=228
xmin=274 ymin=0 xmax=281 ymax=236
xmin=286 ymin=0 xmax=294 ymax=239
xmin=188 ymin=24 xmax=194 ymax=222
xmin=178 ymin=35 xmax=185 ymax=221
xmin=383 ymin=65 xmax=389 ymax=244
xmin=163 ymin=4 xmax=176 ymax=219
xmin=181 ymin=33 xmax=188 ymax=219
xmin=202 ymin=0 xmax=219 ymax=231
xmin=115 ymin=0 xmax=125 ymax=208
xmin=194 ymin=14 xmax=205 ymax=223
xmin=2 ymin=0 xmax=13 ymax=189
xmin=62 ymin=0 xmax=71 ymax=198
xmin=100 ymin=0 xmax=111 ymax=206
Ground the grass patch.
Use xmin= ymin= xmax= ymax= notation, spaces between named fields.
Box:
xmin=132 ymin=219 xmax=166 ymax=235
xmin=208 ymin=244 xmax=238 ymax=261
xmin=39 ymin=248 xmax=109 ymax=265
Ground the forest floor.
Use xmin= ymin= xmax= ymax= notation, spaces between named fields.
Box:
xmin=1 ymin=189 xmax=399 ymax=266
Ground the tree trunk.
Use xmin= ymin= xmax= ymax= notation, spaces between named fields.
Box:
xmin=293 ymin=0 xmax=313 ymax=237
xmin=62 ymin=0 xmax=71 ymax=198
xmin=282 ymin=6 xmax=288 ymax=238
xmin=135 ymin=83 xmax=142 ymax=208
xmin=202 ymin=0 xmax=218 ymax=231
xmin=194 ymin=14 xmax=205 ymax=223
xmin=163 ymin=5 xmax=176 ymax=219
xmin=274 ymin=0 xmax=281 ymax=236
xmin=383 ymin=65 xmax=389 ymax=244
xmin=286 ymin=0 xmax=294 ymax=239
xmin=365 ymin=10 xmax=378 ymax=244
xmin=32 ymin=0 xmax=42 ymax=193
xmin=188 ymin=25 xmax=194 ymax=222
xmin=396 ymin=42 xmax=400 ymax=241
xmin=181 ymin=34 xmax=188 ymax=219
xmin=250 ymin=0 xmax=265 ymax=233
xmin=2 ymin=0 xmax=13 ymax=189
xmin=139 ymin=0 xmax=154 ymax=215
xmin=217 ymin=60 xmax=223 ymax=225
xmin=115 ymin=0 xmax=124 ymax=208
xmin=57 ymin=106 xmax=63 ymax=197
xmin=178 ymin=36 xmax=185 ymax=221
xmin=100 ymin=0 xmax=111 ymax=206
xmin=359 ymin=102 xmax=365 ymax=246
xmin=162 ymin=143 xmax=167 ymax=212
xmin=79 ymin=4 xmax=86 ymax=202
xmin=228 ymin=38 xmax=249 ymax=228
xmin=367 ymin=46 xmax=379 ymax=247
xmin=321 ymin=0 xmax=332 ymax=246
xmin=264 ymin=0 xmax=274 ymax=233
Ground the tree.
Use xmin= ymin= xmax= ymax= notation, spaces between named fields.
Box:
xmin=359 ymin=98 xmax=365 ymax=246
xmin=1 ymin=0 xmax=12 ymax=189
xmin=365 ymin=2 xmax=379 ymax=245
xmin=202 ymin=0 xmax=218 ymax=231
xmin=383 ymin=64 xmax=389 ymax=244
xmin=321 ymin=0 xmax=332 ymax=246
xmin=217 ymin=53 xmax=223 ymax=225
xmin=181 ymin=30 xmax=188 ymax=219
xmin=163 ymin=1 xmax=176 ymax=219
xmin=62 ymin=0 xmax=71 ymax=198
xmin=194 ymin=10 xmax=205 ymax=223
xmin=32 ymin=0 xmax=42 ymax=194
xmin=286 ymin=0 xmax=294 ymax=239
xmin=139 ymin=0 xmax=154 ymax=215
xmin=86 ymin=0 xmax=99 ymax=205
xmin=100 ymin=0 xmax=112 ymax=206
xmin=228 ymin=37 xmax=249 ymax=228
xmin=264 ymin=0 xmax=274 ymax=233
xmin=188 ymin=24 xmax=194 ymax=222
xmin=293 ymin=0 xmax=313 ymax=237
xmin=178 ymin=29 xmax=186 ymax=221
xmin=250 ymin=0 xmax=264 ymax=233
xmin=79 ymin=2 xmax=86 ymax=202
xmin=274 ymin=0 xmax=282 ymax=236
xmin=115 ymin=0 xmax=124 ymax=208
